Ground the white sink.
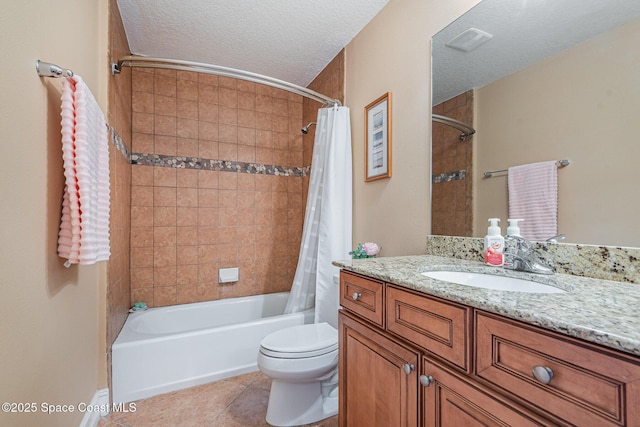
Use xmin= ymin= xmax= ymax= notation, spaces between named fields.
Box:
xmin=422 ymin=271 xmax=566 ymax=294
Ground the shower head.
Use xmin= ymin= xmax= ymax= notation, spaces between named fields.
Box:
xmin=301 ymin=122 xmax=316 ymax=134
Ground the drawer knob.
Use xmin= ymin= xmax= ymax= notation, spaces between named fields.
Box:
xmin=532 ymin=365 xmax=554 ymax=384
xmin=352 ymin=292 xmax=362 ymax=301
xmin=420 ymin=375 xmax=434 ymax=387
xmin=402 ymin=363 xmax=415 ymax=375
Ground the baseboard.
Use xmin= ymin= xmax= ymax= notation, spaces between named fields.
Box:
xmin=79 ymin=388 xmax=109 ymax=427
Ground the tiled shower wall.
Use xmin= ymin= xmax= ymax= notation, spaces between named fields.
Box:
xmin=302 ymin=51 xmax=345 ymax=202
xmin=129 ymin=68 xmax=306 ymax=307
xmin=107 ymin=0 xmax=132 ymax=349
xmin=431 ymin=90 xmax=473 ymax=236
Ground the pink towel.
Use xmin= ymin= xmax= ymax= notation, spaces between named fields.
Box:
xmin=58 ymin=76 xmax=110 ymax=266
xmin=508 ymin=161 xmax=558 ymax=241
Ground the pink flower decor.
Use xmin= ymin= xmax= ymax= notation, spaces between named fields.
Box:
xmin=349 ymin=242 xmax=381 ymax=259
xmin=362 ymin=242 xmax=380 ymax=256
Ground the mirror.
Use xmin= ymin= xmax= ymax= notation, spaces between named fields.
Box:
xmin=431 ymin=0 xmax=640 ymax=247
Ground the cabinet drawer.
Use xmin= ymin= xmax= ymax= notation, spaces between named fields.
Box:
xmin=475 ymin=312 xmax=640 ymax=427
xmin=386 ymin=285 xmax=471 ymax=372
xmin=422 ymin=356 xmax=549 ymax=427
xmin=340 ymin=271 xmax=384 ymax=327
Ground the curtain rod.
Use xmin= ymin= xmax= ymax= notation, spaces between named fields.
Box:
xmin=432 ymin=114 xmax=476 ymax=141
xmin=483 ymin=159 xmax=570 ymax=178
xmin=112 ymin=56 xmax=341 ymax=107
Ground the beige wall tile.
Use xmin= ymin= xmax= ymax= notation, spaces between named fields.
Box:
xmin=177 ymin=245 xmax=198 ymax=265
xmin=198 ymin=226 xmax=218 ymax=245
xmin=133 ymin=69 xmax=154 ymax=93
xmin=154 ymin=167 xmax=177 ymax=187
xmin=177 ymin=79 xmax=199 ymax=101
xmin=219 ymin=87 xmax=238 ymax=107
xmin=153 ymin=285 xmax=177 ymax=306
xmin=177 ymin=137 xmax=199 ymax=157
xmin=155 ymin=114 xmax=177 ymax=136
xmin=154 ymin=226 xmax=176 ymax=246
xmin=131 ymin=267 xmax=153 ymax=289
xmin=198 ymin=189 xmax=219 ymax=208
xmin=155 ymin=95 xmax=176 ymax=116
xmin=132 ymin=91 xmax=154 ymax=113
xmin=176 ymin=225 xmax=198 ymax=244
xmin=131 ymin=206 xmax=154 ymax=227
xmin=131 ymin=227 xmax=153 ymax=247
xmin=177 ymin=98 xmax=199 ymax=119
xmin=154 ymin=186 xmax=177 ymax=206
xmin=132 ymin=132 xmax=154 ymax=153
xmin=177 ymin=208 xmax=198 ymax=227
xmin=177 ymin=168 xmax=199 ymax=188
xmin=132 ymin=185 xmax=153 ymax=206
xmin=154 ymin=75 xmax=177 ymax=97
xmin=154 ymin=206 xmax=177 ymax=227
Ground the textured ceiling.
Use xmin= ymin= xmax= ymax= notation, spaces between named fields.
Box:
xmin=117 ymin=0 xmax=389 ymax=87
xmin=433 ymin=0 xmax=640 ymax=105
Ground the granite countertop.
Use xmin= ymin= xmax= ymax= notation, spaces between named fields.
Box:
xmin=333 ymin=255 xmax=640 ymax=358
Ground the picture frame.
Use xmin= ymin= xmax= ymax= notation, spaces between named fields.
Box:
xmin=364 ymin=92 xmax=392 ymax=182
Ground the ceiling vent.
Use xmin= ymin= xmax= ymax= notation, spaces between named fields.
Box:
xmin=446 ymin=27 xmax=493 ymax=52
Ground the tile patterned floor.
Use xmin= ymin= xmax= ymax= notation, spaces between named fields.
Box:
xmin=98 ymin=372 xmax=338 ymax=427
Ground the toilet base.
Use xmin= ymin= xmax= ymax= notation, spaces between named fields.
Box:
xmin=265 ymin=380 xmax=338 ymax=426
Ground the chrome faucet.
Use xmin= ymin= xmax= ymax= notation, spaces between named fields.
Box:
xmin=504 ymin=235 xmax=554 ymax=275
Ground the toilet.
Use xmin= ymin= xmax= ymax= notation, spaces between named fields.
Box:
xmin=257 ymin=322 xmax=339 ymax=426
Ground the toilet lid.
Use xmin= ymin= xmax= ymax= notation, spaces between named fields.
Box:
xmin=260 ymin=322 xmax=338 ymax=358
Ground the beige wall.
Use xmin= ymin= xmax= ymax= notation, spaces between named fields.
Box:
xmin=475 ymin=18 xmax=640 ymax=247
xmin=0 ymin=0 xmax=108 ymax=426
xmin=345 ymin=0 xmax=481 ymax=256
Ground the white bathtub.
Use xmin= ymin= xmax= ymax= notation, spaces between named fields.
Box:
xmin=112 ymin=292 xmax=313 ymax=404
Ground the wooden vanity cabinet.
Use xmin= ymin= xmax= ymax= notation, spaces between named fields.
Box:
xmin=339 ymin=270 xmax=640 ymax=427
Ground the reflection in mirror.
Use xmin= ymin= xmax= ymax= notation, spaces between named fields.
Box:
xmin=431 ymin=0 xmax=640 ymax=246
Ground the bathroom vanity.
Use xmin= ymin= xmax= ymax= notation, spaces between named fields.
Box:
xmin=335 ymin=255 xmax=640 ymax=427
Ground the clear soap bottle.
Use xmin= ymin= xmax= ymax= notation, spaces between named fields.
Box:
xmin=504 ymin=219 xmax=524 ymax=269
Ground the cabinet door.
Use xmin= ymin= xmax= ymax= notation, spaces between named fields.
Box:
xmin=421 ymin=357 xmax=549 ymax=427
xmin=339 ymin=311 xmax=419 ymax=427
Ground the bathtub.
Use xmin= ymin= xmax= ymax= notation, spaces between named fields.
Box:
xmin=112 ymin=292 xmax=313 ymax=404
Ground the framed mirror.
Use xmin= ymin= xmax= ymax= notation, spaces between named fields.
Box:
xmin=431 ymin=0 xmax=640 ymax=247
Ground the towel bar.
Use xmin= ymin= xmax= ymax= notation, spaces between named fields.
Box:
xmin=484 ymin=159 xmax=570 ymax=178
xmin=35 ymin=60 xmax=73 ymax=78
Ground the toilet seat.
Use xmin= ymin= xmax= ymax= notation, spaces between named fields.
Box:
xmin=260 ymin=322 xmax=338 ymax=359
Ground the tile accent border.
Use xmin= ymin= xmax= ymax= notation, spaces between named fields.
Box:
xmin=131 ymin=152 xmax=311 ymax=177
xmin=432 ymin=169 xmax=466 ymax=184
xmin=426 ymin=235 xmax=640 ymax=285
xmin=108 ymin=126 xmax=131 ymax=162
xmin=105 ymin=128 xmax=311 ymax=178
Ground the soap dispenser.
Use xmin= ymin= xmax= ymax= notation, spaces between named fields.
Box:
xmin=506 ymin=218 xmax=524 ymax=237
xmin=484 ymin=218 xmax=504 ymax=267
xmin=504 ymin=219 xmax=523 ymax=269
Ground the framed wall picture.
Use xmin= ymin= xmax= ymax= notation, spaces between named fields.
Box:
xmin=364 ymin=92 xmax=392 ymax=182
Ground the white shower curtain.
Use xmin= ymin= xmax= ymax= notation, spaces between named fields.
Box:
xmin=284 ymin=106 xmax=352 ymax=329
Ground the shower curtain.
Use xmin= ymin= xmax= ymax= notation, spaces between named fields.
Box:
xmin=284 ymin=106 xmax=352 ymax=329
